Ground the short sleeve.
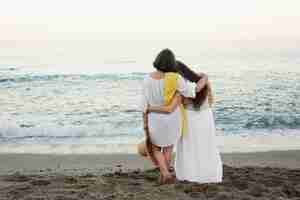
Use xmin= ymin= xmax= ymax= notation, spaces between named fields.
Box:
xmin=140 ymin=78 xmax=148 ymax=113
xmin=177 ymin=75 xmax=196 ymax=98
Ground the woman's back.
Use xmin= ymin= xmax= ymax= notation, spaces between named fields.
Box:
xmin=141 ymin=73 xmax=196 ymax=112
xmin=141 ymin=72 xmax=196 ymax=147
xmin=142 ymin=75 xmax=165 ymax=107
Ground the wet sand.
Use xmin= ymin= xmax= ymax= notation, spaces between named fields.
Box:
xmin=0 ymin=150 xmax=300 ymax=199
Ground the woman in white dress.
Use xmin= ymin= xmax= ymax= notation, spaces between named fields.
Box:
xmin=147 ymin=60 xmax=223 ymax=183
xmin=141 ymin=50 xmax=207 ymax=184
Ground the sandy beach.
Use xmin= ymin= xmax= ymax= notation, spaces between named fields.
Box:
xmin=0 ymin=150 xmax=300 ymax=200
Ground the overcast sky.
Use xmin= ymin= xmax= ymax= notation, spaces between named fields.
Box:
xmin=1 ymin=0 xmax=300 ymax=41
xmin=1 ymin=0 xmax=300 ymax=72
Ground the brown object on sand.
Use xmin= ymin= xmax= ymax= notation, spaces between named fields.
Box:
xmin=137 ymin=141 xmax=147 ymax=157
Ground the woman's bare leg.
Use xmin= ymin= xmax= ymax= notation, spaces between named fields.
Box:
xmin=163 ymin=145 xmax=173 ymax=169
xmin=152 ymin=145 xmax=171 ymax=183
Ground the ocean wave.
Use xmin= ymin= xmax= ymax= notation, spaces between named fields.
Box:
xmin=1 ymin=134 xmax=300 ymax=154
xmin=0 ymin=67 xmax=18 ymax=71
xmin=123 ymin=109 xmax=140 ymax=113
xmin=0 ymin=124 xmax=134 ymax=139
xmin=0 ymin=73 xmax=146 ymax=84
xmin=244 ymin=115 xmax=300 ymax=129
xmin=0 ymin=74 xmax=66 ymax=84
xmin=0 ymin=117 xmax=140 ymax=139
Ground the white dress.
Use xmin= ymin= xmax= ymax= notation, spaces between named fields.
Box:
xmin=140 ymin=74 xmax=196 ymax=147
xmin=175 ymin=98 xmax=223 ymax=183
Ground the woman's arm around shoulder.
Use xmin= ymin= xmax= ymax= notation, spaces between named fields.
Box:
xmin=147 ymin=94 xmax=182 ymax=113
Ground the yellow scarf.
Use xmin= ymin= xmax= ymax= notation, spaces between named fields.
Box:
xmin=164 ymin=72 xmax=187 ymax=136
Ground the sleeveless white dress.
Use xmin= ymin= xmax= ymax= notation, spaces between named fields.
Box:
xmin=175 ymin=99 xmax=223 ymax=183
xmin=140 ymin=75 xmax=196 ymax=147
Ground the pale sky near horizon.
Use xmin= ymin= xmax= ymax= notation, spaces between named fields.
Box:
xmin=1 ymin=0 xmax=300 ymax=40
xmin=1 ymin=0 xmax=300 ymax=71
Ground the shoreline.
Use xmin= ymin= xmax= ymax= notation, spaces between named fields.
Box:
xmin=0 ymin=150 xmax=300 ymax=175
xmin=1 ymin=133 xmax=300 ymax=154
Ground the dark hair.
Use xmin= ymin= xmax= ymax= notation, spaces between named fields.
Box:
xmin=176 ymin=60 xmax=208 ymax=109
xmin=153 ymin=49 xmax=178 ymax=73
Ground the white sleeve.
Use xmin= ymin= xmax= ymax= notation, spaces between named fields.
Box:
xmin=177 ymin=75 xmax=196 ymax=98
xmin=140 ymin=79 xmax=148 ymax=113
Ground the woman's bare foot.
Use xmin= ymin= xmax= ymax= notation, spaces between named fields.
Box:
xmin=159 ymin=173 xmax=176 ymax=185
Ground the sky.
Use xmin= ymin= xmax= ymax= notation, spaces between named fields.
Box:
xmin=0 ymin=0 xmax=300 ymax=71
xmin=1 ymin=0 xmax=300 ymax=40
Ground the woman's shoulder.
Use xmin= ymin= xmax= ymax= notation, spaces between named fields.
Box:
xmin=142 ymin=73 xmax=157 ymax=85
xmin=142 ymin=75 xmax=150 ymax=86
xmin=165 ymin=72 xmax=177 ymax=76
xmin=176 ymin=73 xmax=193 ymax=86
xmin=143 ymin=73 xmax=150 ymax=80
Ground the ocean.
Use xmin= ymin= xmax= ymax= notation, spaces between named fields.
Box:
xmin=1 ymin=49 xmax=300 ymax=154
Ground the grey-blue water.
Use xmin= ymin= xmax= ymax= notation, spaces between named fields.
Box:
xmin=0 ymin=53 xmax=300 ymax=153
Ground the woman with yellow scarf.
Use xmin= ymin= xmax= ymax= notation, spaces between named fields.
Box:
xmin=140 ymin=49 xmax=207 ymax=184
